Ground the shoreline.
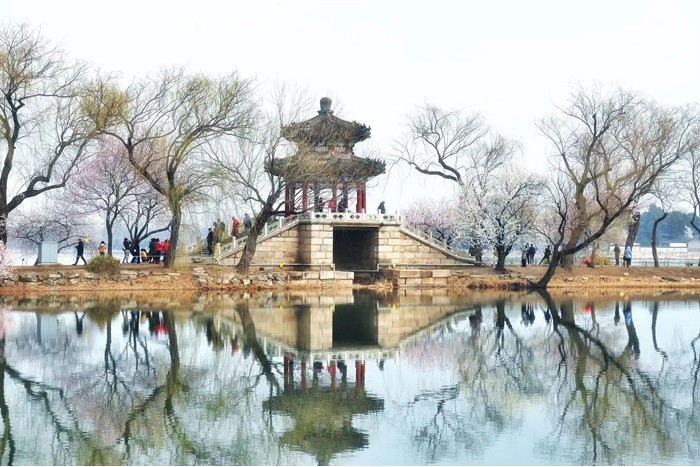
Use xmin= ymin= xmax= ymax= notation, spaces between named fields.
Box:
xmin=2 ymin=264 xmax=700 ymax=294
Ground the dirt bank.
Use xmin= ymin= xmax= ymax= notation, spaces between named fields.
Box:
xmin=1 ymin=263 xmax=700 ymax=294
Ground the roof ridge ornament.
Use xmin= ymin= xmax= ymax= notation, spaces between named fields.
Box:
xmin=319 ymin=97 xmax=333 ymax=115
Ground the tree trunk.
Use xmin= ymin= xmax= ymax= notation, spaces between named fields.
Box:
xmin=589 ymin=240 xmax=598 ymax=269
xmin=495 ymin=252 xmax=507 ymax=271
xmin=533 ymin=248 xmax=561 ymax=289
xmin=106 ymin=216 xmax=115 ymax=257
xmin=164 ymin=205 xmax=181 ymax=268
xmin=235 ymin=204 xmax=274 ymax=274
xmin=0 ymin=200 xmax=7 ymax=244
xmin=625 ymin=212 xmax=641 ymax=249
xmin=651 ymin=212 xmax=668 ymax=267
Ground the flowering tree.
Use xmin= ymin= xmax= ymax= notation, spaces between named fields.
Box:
xmin=456 ymin=165 xmax=543 ymax=270
xmin=84 ymin=68 xmax=255 ymax=267
xmin=393 ymin=104 xmax=541 ymax=270
xmin=401 ymin=197 xmax=459 ymax=244
xmin=65 ymin=139 xmax=153 ymax=255
xmin=0 ymin=240 xmax=12 ymax=279
xmin=7 ymin=202 xmax=97 ymax=263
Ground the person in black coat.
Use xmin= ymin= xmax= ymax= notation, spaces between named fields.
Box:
xmin=206 ymin=228 xmax=214 ymax=255
xmin=73 ymin=238 xmax=87 ymax=265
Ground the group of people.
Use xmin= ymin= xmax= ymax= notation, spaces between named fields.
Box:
xmin=74 ymin=237 xmax=169 ymax=265
xmin=520 ymin=243 xmax=548 ymax=266
xmin=613 ymin=244 xmax=633 ymax=267
xmin=73 ymin=238 xmax=108 ymax=265
xmin=123 ymin=237 xmax=170 ymax=264
xmin=206 ymin=214 xmax=253 ymax=255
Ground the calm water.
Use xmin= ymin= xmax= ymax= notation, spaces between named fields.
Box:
xmin=0 ymin=290 xmax=699 ymax=465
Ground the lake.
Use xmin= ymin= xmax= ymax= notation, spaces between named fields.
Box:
xmin=0 ymin=289 xmax=698 ymax=465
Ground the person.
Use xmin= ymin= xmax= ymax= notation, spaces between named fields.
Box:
xmin=614 ymin=244 xmax=621 ymax=266
xmin=527 ymin=244 xmax=536 ymax=265
xmin=539 ymin=245 xmax=552 ymax=265
xmin=328 ymin=199 xmax=337 ymax=212
xmin=520 ymin=243 xmax=529 ymax=267
xmin=130 ymin=241 xmax=140 ymax=263
xmin=338 ymin=197 xmax=347 ymax=213
xmin=156 ymin=238 xmax=164 ymax=264
xmin=623 ymin=245 xmax=632 ymax=267
xmin=148 ymin=238 xmax=158 ymax=263
xmin=206 ymin=228 xmax=214 ymax=255
xmin=122 ymin=237 xmax=131 ymax=264
xmin=378 ymin=201 xmax=386 ymax=214
xmin=163 ymin=239 xmax=170 ymax=264
xmin=98 ymin=241 xmax=107 ymax=256
xmin=73 ymin=238 xmax=87 ymax=265
xmin=231 ymin=217 xmax=241 ymax=238
xmin=140 ymin=248 xmax=149 ymax=263
xmin=314 ymin=197 xmax=325 ymax=212
xmin=243 ymin=213 xmax=252 ymax=236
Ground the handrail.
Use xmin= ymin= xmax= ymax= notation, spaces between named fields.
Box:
xmin=186 ymin=212 xmax=475 ymax=265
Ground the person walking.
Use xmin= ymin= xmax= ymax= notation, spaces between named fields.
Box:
xmin=539 ymin=245 xmax=552 ymax=265
xmin=98 ymin=241 xmax=107 ymax=256
xmin=206 ymin=228 xmax=214 ymax=255
xmin=378 ymin=201 xmax=386 ymax=214
xmin=73 ymin=238 xmax=87 ymax=265
xmin=623 ymin=245 xmax=632 ymax=267
xmin=613 ymin=244 xmax=621 ymax=266
xmin=122 ymin=237 xmax=131 ymax=263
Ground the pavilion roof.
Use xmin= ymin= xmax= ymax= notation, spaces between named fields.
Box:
xmin=265 ymin=153 xmax=386 ymax=182
xmin=282 ymin=97 xmax=371 ymax=146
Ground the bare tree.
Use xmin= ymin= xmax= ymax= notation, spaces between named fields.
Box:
xmin=0 ymin=24 xmax=96 ymax=242
xmin=392 ymin=104 xmax=515 ymax=184
xmin=207 ymin=85 xmax=315 ymax=273
xmin=119 ymin=189 xmax=171 ymax=255
xmin=644 ymin=175 xmax=681 ymax=267
xmin=392 ymin=104 xmax=540 ymax=270
xmin=84 ymin=68 xmax=255 ymax=267
xmin=534 ymin=86 xmax=698 ymax=288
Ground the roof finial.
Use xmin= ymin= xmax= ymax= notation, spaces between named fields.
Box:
xmin=319 ymin=97 xmax=333 ymax=115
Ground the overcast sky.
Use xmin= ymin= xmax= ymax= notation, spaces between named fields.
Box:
xmin=3 ymin=0 xmax=700 ymax=212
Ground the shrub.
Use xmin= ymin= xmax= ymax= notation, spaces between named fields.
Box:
xmin=86 ymin=255 xmax=120 ymax=276
xmin=594 ymin=256 xmax=610 ymax=266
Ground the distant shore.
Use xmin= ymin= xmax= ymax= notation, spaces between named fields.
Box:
xmin=2 ymin=263 xmax=700 ymax=294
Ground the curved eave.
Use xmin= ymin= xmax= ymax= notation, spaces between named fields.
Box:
xmin=265 ymin=155 xmax=386 ymax=181
xmin=283 ymin=114 xmax=371 ymax=146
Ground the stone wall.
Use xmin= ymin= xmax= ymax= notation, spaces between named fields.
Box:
xmin=221 ymin=226 xmax=300 ymax=266
xmin=298 ymin=223 xmax=334 ymax=265
xmin=377 ymin=226 xmax=469 ymax=267
xmin=382 ymin=268 xmax=454 ymax=287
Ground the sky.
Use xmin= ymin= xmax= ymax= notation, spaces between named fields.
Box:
xmin=2 ymin=0 xmax=700 ymax=213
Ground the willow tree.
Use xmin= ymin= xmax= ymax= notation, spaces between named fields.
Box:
xmin=0 ymin=23 xmax=95 ymax=242
xmin=534 ymin=87 xmax=698 ymax=288
xmin=84 ymin=68 xmax=254 ymax=267
xmin=207 ymin=85 xmax=315 ymax=273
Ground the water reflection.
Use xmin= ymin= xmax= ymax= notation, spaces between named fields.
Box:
xmin=0 ymin=291 xmax=698 ymax=464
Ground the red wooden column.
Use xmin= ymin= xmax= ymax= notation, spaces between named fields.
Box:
xmin=355 ymin=181 xmax=366 ymax=213
xmin=331 ymin=183 xmax=338 ymax=212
